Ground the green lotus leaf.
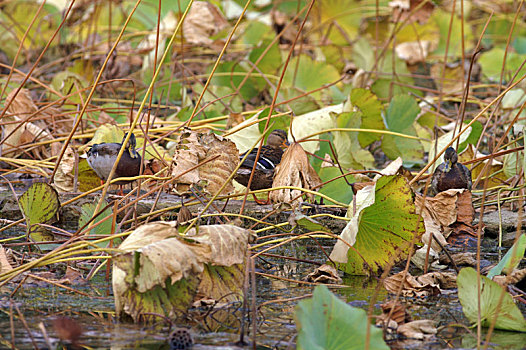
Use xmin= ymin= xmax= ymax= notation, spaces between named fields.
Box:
xmin=331 ymin=175 xmax=424 ymax=275
xmin=385 ymin=94 xmax=420 ymax=133
xmin=458 ymin=267 xmax=526 ymax=332
xmin=349 ymin=88 xmax=384 ymax=147
xmin=78 ymin=200 xmax=121 ymax=247
xmin=295 ymin=285 xmax=389 ymax=350
xmin=282 ymin=55 xmax=340 ymax=101
xmin=334 ymin=111 xmax=375 ymax=169
xmin=18 ymin=183 xmax=60 ymax=245
xmin=316 ymin=167 xmax=355 ymax=205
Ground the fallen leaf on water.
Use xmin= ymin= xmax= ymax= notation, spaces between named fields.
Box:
xmin=304 ymin=264 xmax=342 ymax=284
xmin=439 ymin=252 xmax=477 ymax=267
xmin=112 ymin=222 xmax=254 ymax=322
xmin=0 ymin=245 xmax=14 ymax=274
xmin=295 ymin=285 xmax=389 ymax=350
xmin=492 ymin=268 xmax=526 ymax=287
xmin=416 ymin=271 xmax=457 ymax=289
xmin=415 ymin=189 xmax=476 ymax=251
xmin=458 ymin=267 xmax=526 ymax=332
xmin=397 ymin=319 xmax=437 ymax=340
xmin=376 ymin=300 xmax=411 ymax=327
xmin=383 ymin=271 xmax=441 ymax=297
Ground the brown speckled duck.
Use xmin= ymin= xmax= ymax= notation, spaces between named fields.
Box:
xmin=430 ymin=147 xmax=472 ymax=195
xmin=235 ymin=129 xmax=288 ymax=191
xmin=86 ymin=133 xmax=142 ymax=186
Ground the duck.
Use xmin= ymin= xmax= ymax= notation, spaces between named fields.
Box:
xmin=430 ymin=146 xmax=472 ymax=195
xmin=234 ymin=129 xmax=288 ymax=191
xmin=86 ymin=132 xmax=142 ymax=189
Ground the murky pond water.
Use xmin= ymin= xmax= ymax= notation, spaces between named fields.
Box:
xmin=1 ymin=229 xmax=525 ymax=349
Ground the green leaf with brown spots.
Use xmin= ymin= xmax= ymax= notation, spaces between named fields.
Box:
xmin=332 ymin=175 xmax=424 ymax=275
xmin=349 ymin=88 xmax=385 ymax=147
xmin=18 ymin=182 xmax=60 ymax=246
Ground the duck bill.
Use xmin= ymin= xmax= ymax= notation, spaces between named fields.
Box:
xmin=130 ymin=149 xmax=140 ymax=158
xmin=443 ymin=160 xmax=452 ymax=172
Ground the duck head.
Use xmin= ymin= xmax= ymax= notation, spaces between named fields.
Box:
xmin=266 ymin=129 xmax=289 ymax=148
xmin=442 ymin=147 xmax=458 ymax=173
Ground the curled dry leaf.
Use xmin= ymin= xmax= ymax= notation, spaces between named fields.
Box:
xmin=183 ymin=1 xmax=229 ymax=46
xmin=376 ymin=300 xmax=411 ymax=327
xmin=415 ymin=189 xmax=476 ymax=251
xmin=397 ymin=319 xmax=437 ymax=340
xmin=112 ymin=222 xmax=254 ymax=321
xmin=492 ymin=268 xmax=526 ymax=287
xmin=455 ymin=191 xmax=475 ymax=224
xmin=304 ymin=264 xmax=342 ymax=284
xmin=171 ymin=131 xmax=205 ymax=194
xmin=2 ymin=89 xmax=57 ymax=158
xmin=350 ymin=181 xmax=375 ymax=195
xmin=171 ymin=130 xmax=239 ymax=196
xmin=198 ymin=132 xmax=239 ymax=196
xmin=410 ymin=245 xmax=441 ymax=271
xmin=417 ymin=271 xmax=457 ymax=289
xmin=440 ymin=252 xmax=477 ymax=267
xmin=395 ymin=41 xmax=433 ymax=65
xmin=0 ymin=244 xmax=14 ymax=274
xmin=54 ymin=146 xmax=77 ymax=192
xmin=383 ymin=271 xmax=441 ymax=297
xmin=269 ymin=143 xmax=322 ymax=206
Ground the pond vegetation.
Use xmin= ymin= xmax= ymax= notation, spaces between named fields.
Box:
xmin=1 ymin=0 xmax=526 ymax=349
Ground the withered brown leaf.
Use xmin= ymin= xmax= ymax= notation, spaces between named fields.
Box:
xmin=171 ymin=130 xmax=238 ymax=196
xmin=269 ymin=143 xmax=322 ymax=206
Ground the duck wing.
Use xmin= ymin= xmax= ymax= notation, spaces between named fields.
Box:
xmin=239 ymin=145 xmax=282 ymax=170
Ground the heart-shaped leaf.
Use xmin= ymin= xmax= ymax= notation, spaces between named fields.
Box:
xmin=295 ymin=285 xmax=389 ymax=350
xmin=458 ymin=267 xmax=526 ymax=332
